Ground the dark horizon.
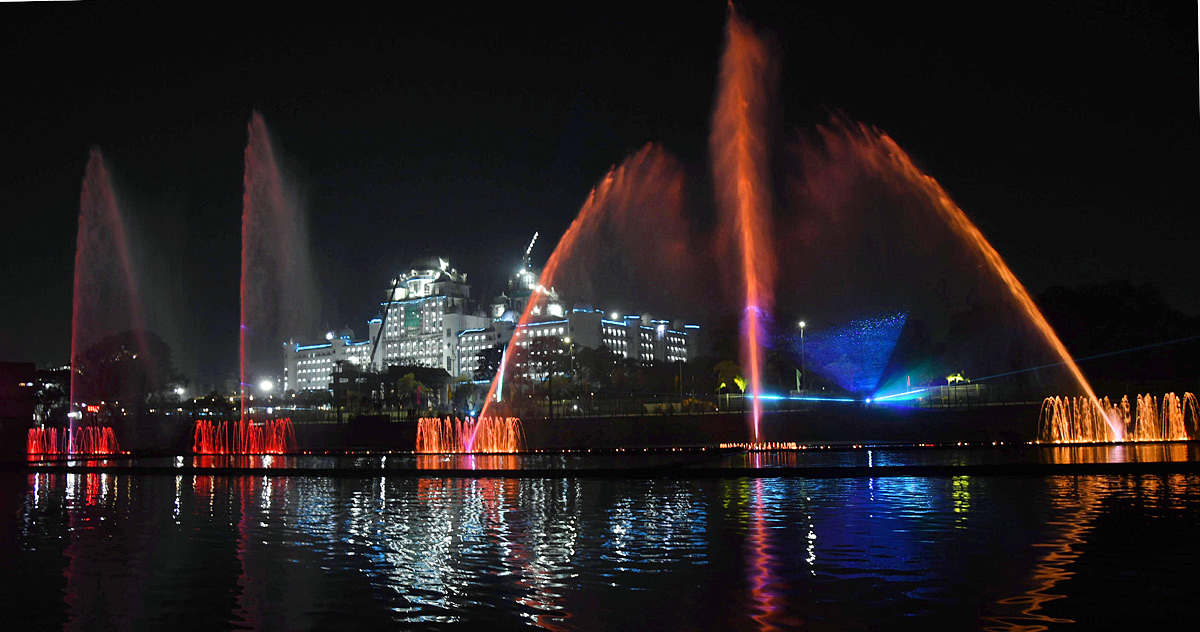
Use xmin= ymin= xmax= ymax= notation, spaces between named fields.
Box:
xmin=2 ymin=2 xmax=1197 ymax=386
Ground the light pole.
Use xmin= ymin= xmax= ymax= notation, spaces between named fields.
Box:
xmin=564 ymin=337 xmax=575 ymax=417
xmin=798 ymin=321 xmax=806 ymax=393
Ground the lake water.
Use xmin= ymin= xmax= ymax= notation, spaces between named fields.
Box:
xmin=3 ymin=446 xmax=1198 ymax=630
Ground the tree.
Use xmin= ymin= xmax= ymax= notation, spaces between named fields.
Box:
xmin=473 ymin=344 xmax=505 ymax=381
xmin=74 ymin=330 xmax=182 ymax=406
xmin=452 ymin=379 xmax=481 ymax=414
xmin=395 ymin=373 xmax=422 ymax=407
xmin=713 ymin=360 xmax=745 ymax=394
xmin=575 ymin=345 xmax=618 ymax=389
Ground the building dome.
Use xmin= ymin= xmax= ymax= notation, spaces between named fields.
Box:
xmin=408 ymin=255 xmax=444 ymax=272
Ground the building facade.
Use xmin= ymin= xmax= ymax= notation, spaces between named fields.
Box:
xmin=371 ymin=257 xmax=491 ymax=375
xmin=283 ymin=253 xmax=699 ymax=392
xmin=283 ymin=329 xmax=372 ymax=392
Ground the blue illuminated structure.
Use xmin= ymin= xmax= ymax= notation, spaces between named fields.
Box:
xmin=781 ymin=313 xmax=907 ymax=394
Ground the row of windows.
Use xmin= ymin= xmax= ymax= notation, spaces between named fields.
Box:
xmin=517 ymin=326 xmax=565 ymax=338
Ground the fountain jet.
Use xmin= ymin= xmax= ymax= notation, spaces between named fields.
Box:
xmin=711 ymin=6 xmax=777 ymax=442
xmin=478 ymin=145 xmax=684 ymax=420
xmin=819 ymin=121 xmax=1117 ymax=439
xmin=239 ymin=112 xmax=318 ymax=420
xmin=69 ymin=149 xmax=145 ymax=447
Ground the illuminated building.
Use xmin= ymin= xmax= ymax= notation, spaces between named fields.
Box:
xmin=372 ymin=256 xmax=491 ymax=375
xmin=283 ymin=253 xmax=697 ymax=392
xmin=283 ymin=329 xmax=371 ymax=392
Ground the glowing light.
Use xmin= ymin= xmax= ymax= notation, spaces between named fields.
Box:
xmin=259 ymin=379 xmax=274 ymax=392
xmin=192 ymin=418 xmax=296 ymax=454
xmin=790 ymin=312 xmax=907 ymax=394
xmin=27 ymin=426 xmax=120 ymax=455
xmin=872 ymin=387 xmax=932 ymax=403
xmin=1038 ymin=392 xmax=1197 ymax=443
xmin=415 ymin=416 xmax=526 ymax=453
xmin=751 ymin=393 xmax=857 ymax=403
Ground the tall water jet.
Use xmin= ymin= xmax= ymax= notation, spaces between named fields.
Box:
xmin=70 ymin=149 xmax=148 ymax=424
xmin=816 ymin=121 xmax=1115 ymax=438
xmin=711 ymin=6 xmax=778 ymax=441
xmin=239 ymin=112 xmax=318 ymax=420
xmin=479 ymin=144 xmax=685 ymax=419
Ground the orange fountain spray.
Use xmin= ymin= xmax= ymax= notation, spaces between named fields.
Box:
xmin=479 ymin=145 xmax=683 ymax=419
xmin=835 ymin=122 xmax=1117 ymax=439
xmin=711 ymin=6 xmax=777 ymax=442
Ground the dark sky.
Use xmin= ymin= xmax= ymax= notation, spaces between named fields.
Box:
xmin=2 ymin=2 xmax=1196 ymax=385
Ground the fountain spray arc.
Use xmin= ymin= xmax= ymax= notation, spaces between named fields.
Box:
xmin=479 ymin=145 xmax=684 ymax=421
xmin=711 ymin=6 xmax=777 ymax=442
xmin=831 ymin=122 xmax=1117 ymax=439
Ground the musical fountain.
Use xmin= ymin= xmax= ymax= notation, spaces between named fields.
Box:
xmin=415 ymin=417 xmax=527 ymax=454
xmin=31 ymin=8 xmax=1192 ymax=456
xmin=1038 ymin=392 xmax=1199 ymax=443
xmin=192 ymin=418 xmax=297 ymax=455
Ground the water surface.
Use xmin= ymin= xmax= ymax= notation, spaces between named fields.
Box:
xmin=3 ymin=450 xmax=1198 ymax=630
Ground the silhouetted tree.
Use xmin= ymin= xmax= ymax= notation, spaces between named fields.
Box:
xmin=473 ymin=344 xmax=505 ymax=381
xmin=74 ymin=330 xmax=182 ymax=406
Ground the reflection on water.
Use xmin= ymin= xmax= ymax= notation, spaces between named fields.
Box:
xmin=984 ymin=476 xmax=1101 ymax=631
xmin=25 ymin=442 xmax=1198 ymax=473
xmin=414 ymin=454 xmax=522 ymax=470
xmin=720 ymin=443 xmax=1200 ymax=469
xmin=6 ymin=468 xmax=1199 ymax=629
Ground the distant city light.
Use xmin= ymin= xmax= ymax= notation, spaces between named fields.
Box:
xmin=259 ymin=379 xmax=274 ymax=392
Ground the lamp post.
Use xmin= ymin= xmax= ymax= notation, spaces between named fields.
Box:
xmin=798 ymin=321 xmax=806 ymax=393
xmin=564 ymin=337 xmax=574 ymax=417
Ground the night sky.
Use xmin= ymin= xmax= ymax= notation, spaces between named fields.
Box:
xmin=2 ymin=2 xmax=1196 ymax=386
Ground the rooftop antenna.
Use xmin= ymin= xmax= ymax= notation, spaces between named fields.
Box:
xmin=523 ymin=231 xmax=539 ymax=265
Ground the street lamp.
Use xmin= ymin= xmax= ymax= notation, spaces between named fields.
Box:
xmin=564 ymin=337 xmax=576 ymax=416
xmin=798 ymin=321 xmax=806 ymax=393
